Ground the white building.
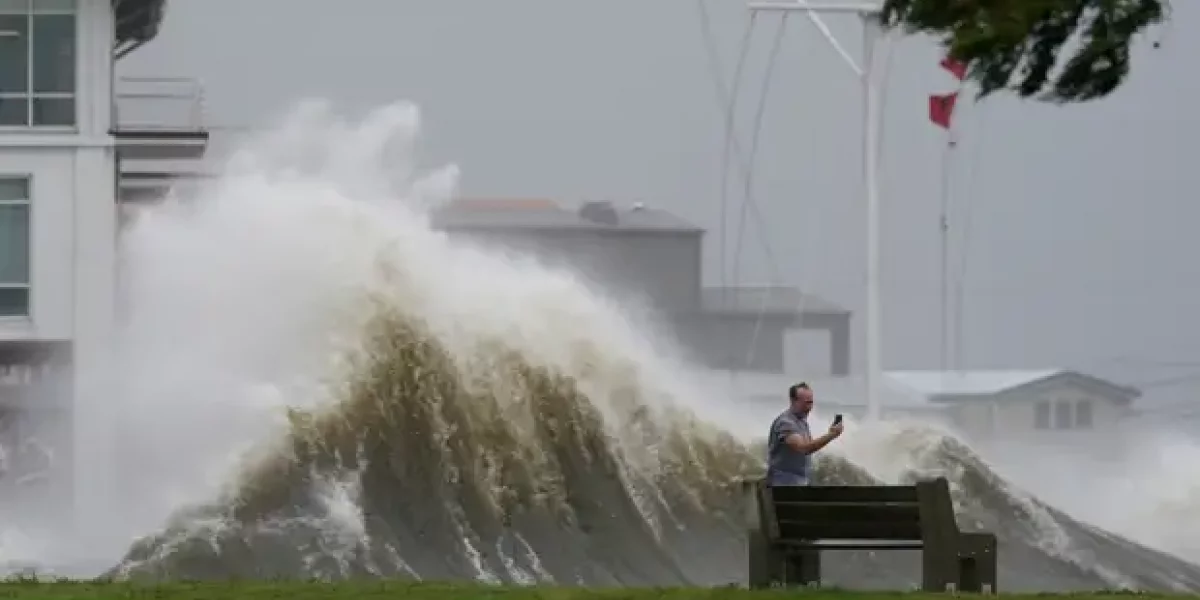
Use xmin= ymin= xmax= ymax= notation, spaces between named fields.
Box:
xmin=0 ymin=0 xmax=207 ymax=517
xmin=886 ymin=369 xmax=1139 ymax=439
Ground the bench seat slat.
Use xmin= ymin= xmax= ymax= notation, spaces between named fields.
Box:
xmin=779 ymin=540 xmax=924 ymax=551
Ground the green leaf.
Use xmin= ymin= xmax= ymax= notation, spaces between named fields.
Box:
xmin=879 ymin=0 xmax=1168 ymax=103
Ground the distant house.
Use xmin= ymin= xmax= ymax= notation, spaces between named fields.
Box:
xmin=888 ymin=369 xmax=1140 ymax=439
xmin=712 ymin=368 xmax=1141 ymax=441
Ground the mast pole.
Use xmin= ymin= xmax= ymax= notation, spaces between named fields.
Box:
xmin=746 ymin=1 xmax=885 ymax=420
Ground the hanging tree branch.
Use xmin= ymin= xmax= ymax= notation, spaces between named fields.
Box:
xmin=879 ymin=0 xmax=1169 ymax=103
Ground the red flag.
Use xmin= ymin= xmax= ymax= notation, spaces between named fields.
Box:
xmin=929 ymin=92 xmax=958 ymax=129
xmin=940 ymin=56 xmax=967 ymax=80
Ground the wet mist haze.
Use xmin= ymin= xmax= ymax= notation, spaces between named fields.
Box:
xmin=1 ymin=0 xmax=1197 ymax=590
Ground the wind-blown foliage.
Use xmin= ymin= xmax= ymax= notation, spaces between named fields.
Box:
xmin=880 ymin=0 xmax=1169 ymax=103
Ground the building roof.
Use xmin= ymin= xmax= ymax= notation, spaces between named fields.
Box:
xmin=700 ymin=286 xmax=848 ymax=316
xmin=430 ymin=199 xmax=702 ymax=233
xmin=886 ymin=369 xmax=1061 ymax=397
xmin=886 ymin=369 xmax=1141 ymax=403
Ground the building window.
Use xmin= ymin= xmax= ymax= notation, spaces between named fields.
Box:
xmin=0 ymin=0 xmax=77 ymax=128
xmin=1053 ymin=400 xmax=1073 ymax=430
xmin=1075 ymin=399 xmax=1094 ymax=429
xmin=1034 ymin=397 xmax=1097 ymax=431
xmin=0 ymin=176 xmax=30 ymax=316
xmin=1034 ymin=400 xmax=1051 ymax=429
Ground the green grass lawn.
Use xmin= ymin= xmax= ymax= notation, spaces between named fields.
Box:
xmin=0 ymin=581 xmax=1185 ymax=600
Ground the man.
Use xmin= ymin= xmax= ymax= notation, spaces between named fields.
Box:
xmin=766 ymin=382 xmax=843 ymax=486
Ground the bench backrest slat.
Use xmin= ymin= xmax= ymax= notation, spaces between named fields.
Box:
xmin=770 ymin=485 xmax=919 ymax=504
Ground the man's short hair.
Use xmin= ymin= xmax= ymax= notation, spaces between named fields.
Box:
xmin=788 ymin=382 xmax=811 ymax=400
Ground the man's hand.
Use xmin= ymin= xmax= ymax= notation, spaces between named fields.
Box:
xmin=828 ymin=422 xmax=844 ymax=438
xmin=788 ymin=422 xmax=844 ymax=454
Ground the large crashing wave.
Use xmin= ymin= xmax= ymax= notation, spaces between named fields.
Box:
xmin=11 ymin=102 xmax=1200 ymax=591
xmin=111 ymin=307 xmax=758 ymax=585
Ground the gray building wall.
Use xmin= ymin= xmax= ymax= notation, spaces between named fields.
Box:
xmin=434 ymin=200 xmax=851 ymax=374
xmin=696 ymin=287 xmax=851 ymax=374
xmin=447 ymin=227 xmax=703 ymax=313
xmin=674 ymin=314 xmax=790 ymax=372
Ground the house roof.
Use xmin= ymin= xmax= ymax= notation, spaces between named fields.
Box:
xmin=431 ymin=199 xmax=702 ymax=233
xmin=886 ymin=369 xmax=1062 ymax=397
xmin=886 ymin=369 xmax=1141 ymax=403
xmin=699 ymin=286 xmax=849 ymax=316
xmin=707 ymin=368 xmax=1142 ymax=409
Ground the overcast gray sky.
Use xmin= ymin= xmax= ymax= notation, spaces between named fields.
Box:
xmin=118 ymin=0 xmax=1200 ymax=408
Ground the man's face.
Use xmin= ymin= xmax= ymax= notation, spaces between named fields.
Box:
xmin=791 ymin=387 xmax=814 ymax=416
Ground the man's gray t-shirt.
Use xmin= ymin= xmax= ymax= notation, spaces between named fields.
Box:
xmin=767 ymin=410 xmax=812 ymax=478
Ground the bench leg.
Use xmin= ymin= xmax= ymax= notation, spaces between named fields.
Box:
xmin=922 ymin=540 xmax=957 ymax=592
xmin=747 ymin=531 xmax=821 ymax=589
xmin=747 ymin=529 xmax=778 ymax=589
xmin=956 ymin=532 xmax=998 ymax=593
xmin=788 ymin=548 xmax=821 ymax=587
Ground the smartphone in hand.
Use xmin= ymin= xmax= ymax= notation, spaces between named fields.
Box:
xmin=832 ymin=414 xmax=843 ymax=427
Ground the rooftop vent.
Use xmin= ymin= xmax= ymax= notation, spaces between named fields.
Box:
xmin=579 ymin=201 xmax=619 ymax=226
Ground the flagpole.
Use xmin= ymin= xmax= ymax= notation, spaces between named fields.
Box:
xmin=860 ymin=13 xmax=883 ymax=422
xmin=930 ymin=62 xmax=966 ymax=371
xmin=747 ymin=0 xmax=886 ymax=421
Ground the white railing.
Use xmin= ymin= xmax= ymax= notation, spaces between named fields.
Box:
xmin=113 ymin=76 xmax=207 ymax=131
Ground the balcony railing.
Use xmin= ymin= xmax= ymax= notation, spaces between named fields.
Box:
xmin=113 ymin=76 xmax=207 ymax=133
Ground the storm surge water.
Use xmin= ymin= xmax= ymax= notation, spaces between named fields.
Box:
xmin=5 ymin=101 xmax=1200 ymax=591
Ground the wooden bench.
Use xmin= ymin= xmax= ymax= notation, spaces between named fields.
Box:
xmin=742 ymin=476 xmax=998 ymax=592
